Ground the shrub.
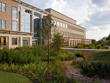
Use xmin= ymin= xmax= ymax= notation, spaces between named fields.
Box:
xmin=75 ymin=50 xmax=83 ymax=57
xmin=81 ymin=61 xmax=110 ymax=76
xmin=96 ymin=45 xmax=102 ymax=49
xmin=58 ymin=50 xmax=76 ymax=61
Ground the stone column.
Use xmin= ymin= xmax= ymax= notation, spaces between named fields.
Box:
xmin=29 ymin=37 xmax=32 ymax=46
xmin=6 ymin=37 xmax=8 ymax=48
xmin=20 ymin=37 xmax=23 ymax=47
xmin=8 ymin=36 xmax=12 ymax=49
xmin=1 ymin=37 xmax=3 ymax=47
xmin=72 ymin=40 xmax=73 ymax=46
xmin=19 ymin=6 xmax=23 ymax=32
xmin=31 ymin=11 xmax=34 ymax=34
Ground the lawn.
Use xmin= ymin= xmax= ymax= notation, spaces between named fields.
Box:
xmin=94 ymin=51 xmax=110 ymax=61
xmin=0 ymin=70 xmax=32 ymax=83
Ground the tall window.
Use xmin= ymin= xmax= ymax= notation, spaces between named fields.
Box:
xmin=3 ymin=20 xmax=6 ymax=29
xmin=3 ymin=3 xmax=6 ymax=12
xmin=57 ymin=21 xmax=60 ymax=26
xmin=34 ymin=12 xmax=41 ymax=37
xmin=22 ymin=9 xmax=31 ymax=32
xmin=12 ymin=37 xmax=17 ymax=45
xmin=66 ymin=24 xmax=68 ymax=28
xmin=60 ymin=23 xmax=62 ymax=27
xmin=12 ymin=21 xmax=17 ymax=31
xmin=12 ymin=7 xmax=17 ymax=19
xmin=0 ymin=2 xmax=1 ymax=11
xmin=54 ymin=20 xmax=57 ymax=25
xmin=63 ymin=23 xmax=65 ymax=28
xmin=0 ymin=20 xmax=1 ymax=28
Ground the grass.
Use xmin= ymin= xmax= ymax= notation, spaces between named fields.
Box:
xmin=0 ymin=70 xmax=32 ymax=83
xmin=94 ymin=51 xmax=110 ymax=61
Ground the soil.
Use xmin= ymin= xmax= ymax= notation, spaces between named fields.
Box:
xmin=62 ymin=58 xmax=110 ymax=83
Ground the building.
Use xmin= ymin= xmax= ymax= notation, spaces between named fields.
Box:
xmin=0 ymin=0 xmax=91 ymax=49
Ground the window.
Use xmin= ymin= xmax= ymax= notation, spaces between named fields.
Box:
xmin=3 ymin=20 xmax=6 ymax=29
xmin=22 ymin=9 xmax=31 ymax=32
xmin=12 ymin=37 xmax=17 ymax=45
xmin=12 ymin=21 xmax=17 ymax=31
xmin=3 ymin=3 xmax=6 ymax=12
xmin=60 ymin=23 xmax=62 ymax=27
xmin=63 ymin=23 xmax=65 ymax=28
xmin=12 ymin=7 xmax=17 ymax=19
xmin=0 ymin=20 xmax=1 ymax=28
xmin=57 ymin=21 xmax=60 ymax=26
xmin=54 ymin=20 xmax=56 ymax=25
xmin=0 ymin=2 xmax=1 ymax=11
xmin=66 ymin=24 xmax=68 ymax=28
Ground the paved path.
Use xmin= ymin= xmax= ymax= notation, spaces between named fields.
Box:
xmin=62 ymin=59 xmax=110 ymax=83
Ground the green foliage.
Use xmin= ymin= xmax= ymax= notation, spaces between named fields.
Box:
xmin=75 ymin=50 xmax=83 ymax=57
xmin=96 ymin=45 xmax=102 ymax=49
xmin=81 ymin=61 xmax=110 ymax=76
xmin=58 ymin=50 xmax=76 ymax=61
xmin=52 ymin=32 xmax=64 ymax=53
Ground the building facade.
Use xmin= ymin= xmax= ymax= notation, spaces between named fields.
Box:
xmin=0 ymin=0 xmax=91 ymax=49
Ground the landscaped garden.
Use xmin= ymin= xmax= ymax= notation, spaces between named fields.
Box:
xmin=0 ymin=46 xmax=77 ymax=83
xmin=0 ymin=45 xmax=110 ymax=83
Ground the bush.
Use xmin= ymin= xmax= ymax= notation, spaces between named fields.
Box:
xmin=96 ymin=45 xmax=102 ymax=49
xmin=58 ymin=50 xmax=76 ymax=61
xmin=75 ymin=50 xmax=83 ymax=57
xmin=81 ymin=61 xmax=110 ymax=76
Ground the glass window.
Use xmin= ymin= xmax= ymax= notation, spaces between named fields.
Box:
xmin=0 ymin=20 xmax=1 ymax=28
xmin=3 ymin=20 xmax=6 ymax=29
xmin=3 ymin=3 xmax=6 ymax=12
xmin=12 ymin=21 xmax=17 ymax=31
xmin=66 ymin=24 xmax=68 ymax=28
xmin=63 ymin=23 xmax=65 ymax=28
xmin=12 ymin=7 xmax=17 ymax=19
xmin=60 ymin=23 xmax=62 ymax=27
xmin=12 ymin=37 xmax=17 ymax=45
xmin=22 ymin=11 xmax=31 ymax=32
xmin=0 ymin=2 xmax=1 ymax=11
xmin=54 ymin=20 xmax=56 ymax=25
xmin=57 ymin=21 xmax=60 ymax=26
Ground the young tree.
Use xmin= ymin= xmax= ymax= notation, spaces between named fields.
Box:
xmin=40 ymin=16 xmax=57 ymax=64
xmin=52 ymin=32 xmax=64 ymax=54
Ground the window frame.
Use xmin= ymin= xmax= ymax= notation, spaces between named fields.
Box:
xmin=3 ymin=20 xmax=6 ymax=29
xmin=0 ymin=19 xmax=2 ymax=28
xmin=3 ymin=3 xmax=6 ymax=12
xmin=0 ymin=2 xmax=2 ymax=11
xmin=12 ymin=37 xmax=17 ymax=45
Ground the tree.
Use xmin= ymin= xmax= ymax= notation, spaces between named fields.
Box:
xmin=52 ymin=32 xmax=64 ymax=54
xmin=39 ymin=16 xmax=57 ymax=64
xmin=81 ymin=38 xmax=85 ymax=44
xmin=106 ymin=34 xmax=110 ymax=41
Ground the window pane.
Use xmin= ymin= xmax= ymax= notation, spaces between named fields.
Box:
xmin=0 ymin=20 xmax=1 ymax=28
xmin=57 ymin=21 xmax=60 ymax=26
xmin=12 ymin=37 xmax=17 ymax=45
xmin=0 ymin=2 xmax=1 ymax=11
xmin=22 ymin=9 xmax=31 ymax=32
xmin=60 ymin=23 xmax=62 ymax=27
xmin=12 ymin=7 xmax=17 ymax=19
xmin=3 ymin=20 xmax=6 ymax=29
xmin=3 ymin=4 xmax=5 ymax=11
xmin=12 ymin=21 xmax=17 ymax=31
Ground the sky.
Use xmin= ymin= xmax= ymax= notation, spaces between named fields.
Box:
xmin=21 ymin=0 xmax=110 ymax=41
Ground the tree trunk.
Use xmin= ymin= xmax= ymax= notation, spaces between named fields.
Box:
xmin=48 ymin=34 xmax=49 ymax=64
